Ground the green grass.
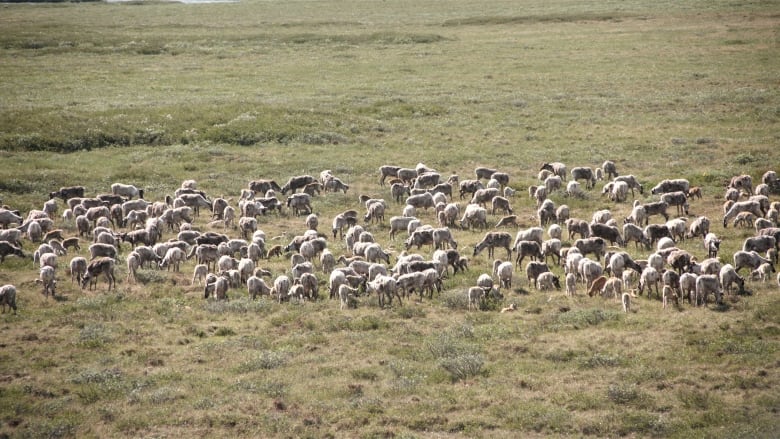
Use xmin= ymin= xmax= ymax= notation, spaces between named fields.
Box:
xmin=0 ymin=0 xmax=779 ymax=437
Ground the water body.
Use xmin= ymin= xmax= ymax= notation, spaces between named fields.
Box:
xmin=174 ymin=0 xmax=239 ymax=3
xmin=105 ymin=0 xmax=239 ymax=4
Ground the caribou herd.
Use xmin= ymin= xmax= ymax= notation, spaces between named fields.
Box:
xmin=0 ymin=161 xmax=778 ymax=315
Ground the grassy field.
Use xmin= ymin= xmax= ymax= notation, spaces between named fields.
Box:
xmin=1 ymin=0 xmax=779 ymax=437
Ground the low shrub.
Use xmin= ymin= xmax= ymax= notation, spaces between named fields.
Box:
xmin=235 ymin=350 xmax=289 ymax=373
xmin=438 ymin=353 xmax=485 ymax=381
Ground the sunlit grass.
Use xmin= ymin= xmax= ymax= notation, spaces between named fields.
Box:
xmin=0 ymin=0 xmax=778 ymax=437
